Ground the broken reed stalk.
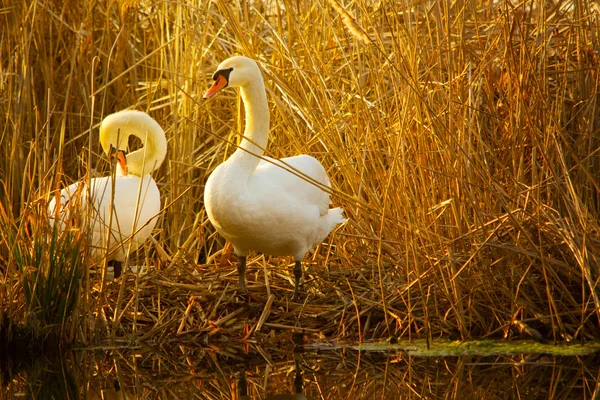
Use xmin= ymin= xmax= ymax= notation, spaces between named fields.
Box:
xmin=0 ymin=0 xmax=599 ymax=347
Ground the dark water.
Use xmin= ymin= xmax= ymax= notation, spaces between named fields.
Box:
xmin=1 ymin=341 xmax=599 ymax=399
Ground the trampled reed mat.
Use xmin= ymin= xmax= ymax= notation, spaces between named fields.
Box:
xmin=1 ymin=0 xmax=600 ymax=351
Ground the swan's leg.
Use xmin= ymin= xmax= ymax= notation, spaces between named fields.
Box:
xmin=293 ymin=358 xmax=303 ymax=394
xmin=110 ymin=260 xmax=123 ymax=279
xmin=237 ymin=369 xmax=248 ymax=397
xmin=237 ymin=256 xmax=247 ymax=293
xmin=292 ymin=261 xmax=302 ymax=300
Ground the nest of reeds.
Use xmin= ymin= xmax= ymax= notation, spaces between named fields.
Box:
xmin=97 ymin=248 xmax=382 ymax=345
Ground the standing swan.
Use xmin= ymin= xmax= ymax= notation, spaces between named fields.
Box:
xmin=48 ymin=110 xmax=166 ymax=277
xmin=203 ymin=56 xmax=346 ymax=298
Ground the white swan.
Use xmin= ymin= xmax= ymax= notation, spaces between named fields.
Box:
xmin=203 ymin=56 xmax=346 ymax=298
xmin=48 ymin=110 xmax=166 ymax=277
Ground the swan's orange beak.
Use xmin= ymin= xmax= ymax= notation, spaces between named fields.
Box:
xmin=203 ymin=75 xmax=228 ymax=99
xmin=116 ymin=150 xmax=128 ymax=175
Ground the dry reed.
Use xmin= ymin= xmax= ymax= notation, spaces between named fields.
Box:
xmin=1 ymin=0 xmax=599 ymax=349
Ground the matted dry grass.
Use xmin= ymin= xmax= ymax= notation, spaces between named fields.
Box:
xmin=1 ymin=0 xmax=600 ymax=347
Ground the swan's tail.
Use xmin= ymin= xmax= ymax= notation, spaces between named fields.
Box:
xmin=328 ymin=207 xmax=347 ymax=227
xmin=312 ymin=207 xmax=347 ymax=250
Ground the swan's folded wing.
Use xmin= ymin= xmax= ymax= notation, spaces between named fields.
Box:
xmin=91 ymin=175 xmax=161 ymax=235
xmin=253 ymin=154 xmax=332 ymax=216
xmin=48 ymin=181 xmax=90 ymax=224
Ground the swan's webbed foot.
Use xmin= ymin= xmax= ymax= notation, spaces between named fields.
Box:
xmin=292 ymin=261 xmax=302 ymax=300
xmin=110 ymin=260 xmax=123 ymax=279
xmin=237 ymin=256 xmax=247 ymax=294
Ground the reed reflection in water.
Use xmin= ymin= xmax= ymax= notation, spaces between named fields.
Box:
xmin=1 ymin=344 xmax=599 ymax=399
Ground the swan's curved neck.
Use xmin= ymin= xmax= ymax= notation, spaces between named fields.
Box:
xmin=230 ymin=78 xmax=270 ymax=174
xmin=125 ymin=120 xmax=167 ymax=177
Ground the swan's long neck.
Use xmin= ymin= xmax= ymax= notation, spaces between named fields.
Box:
xmin=126 ymin=118 xmax=167 ymax=177
xmin=229 ymin=78 xmax=270 ymax=175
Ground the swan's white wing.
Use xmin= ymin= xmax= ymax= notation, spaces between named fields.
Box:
xmin=48 ymin=180 xmax=90 ymax=225
xmin=91 ymin=175 xmax=160 ymax=235
xmin=252 ymin=154 xmax=331 ymax=216
xmin=48 ymin=175 xmax=160 ymax=261
xmin=90 ymin=175 xmax=161 ymax=258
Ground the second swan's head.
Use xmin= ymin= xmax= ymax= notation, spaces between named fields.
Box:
xmin=203 ymin=56 xmax=262 ymax=99
xmin=99 ymin=110 xmax=167 ymax=177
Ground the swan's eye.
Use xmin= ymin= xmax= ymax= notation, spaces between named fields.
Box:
xmin=108 ymin=143 xmax=117 ymax=157
xmin=212 ymin=67 xmax=233 ymax=84
xmin=204 ymin=67 xmax=234 ymax=99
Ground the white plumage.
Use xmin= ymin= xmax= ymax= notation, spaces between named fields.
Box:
xmin=48 ymin=110 xmax=166 ymax=276
xmin=203 ymin=56 xmax=346 ymax=297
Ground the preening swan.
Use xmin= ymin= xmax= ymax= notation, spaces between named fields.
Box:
xmin=203 ymin=56 xmax=346 ymax=298
xmin=48 ymin=110 xmax=166 ymax=277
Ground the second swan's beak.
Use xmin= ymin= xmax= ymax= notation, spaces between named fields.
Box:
xmin=109 ymin=147 xmax=128 ymax=175
xmin=116 ymin=150 xmax=128 ymax=174
xmin=203 ymin=74 xmax=228 ymax=99
xmin=108 ymin=145 xmax=129 ymax=175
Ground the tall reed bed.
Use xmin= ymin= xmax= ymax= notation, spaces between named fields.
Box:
xmin=1 ymin=0 xmax=599 ymax=344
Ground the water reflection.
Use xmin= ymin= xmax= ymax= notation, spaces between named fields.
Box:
xmin=238 ymin=358 xmax=307 ymax=400
xmin=87 ymin=380 xmax=135 ymax=400
xmin=1 ymin=342 xmax=599 ymax=399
